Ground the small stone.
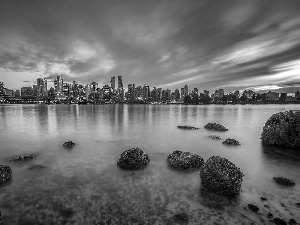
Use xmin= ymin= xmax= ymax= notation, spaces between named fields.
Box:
xmin=10 ymin=154 xmax=37 ymax=162
xmin=267 ymin=212 xmax=273 ymax=218
xmin=248 ymin=204 xmax=259 ymax=212
xmin=288 ymin=219 xmax=297 ymax=225
xmin=174 ymin=212 xmax=189 ymax=223
xmin=177 ymin=125 xmax=199 ymax=130
xmin=208 ymin=135 xmax=221 ymax=140
xmin=222 ymin=138 xmax=240 ymax=145
xmin=261 ymin=197 xmax=267 ymax=201
xmin=204 ymin=123 xmax=228 ymax=131
xmin=63 ymin=141 xmax=75 ymax=148
xmin=273 ymin=218 xmax=287 ymax=225
xmin=273 ymin=177 xmax=295 ymax=186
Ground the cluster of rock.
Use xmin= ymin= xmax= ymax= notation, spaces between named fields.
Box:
xmin=273 ymin=217 xmax=288 ymax=225
xmin=0 ymin=165 xmax=12 ymax=185
xmin=200 ymin=156 xmax=244 ymax=195
xmin=167 ymin=150 xmax=204 ymax=171
xmin=204 ymin=123 xmax=228 ymax=131
xmin=273 ymin=177 xmax=295 ymax=186
xmin=177 ymin=125 xmax=199 ymax=130
xmin=173 ymin=212 xmax=189 ymax=223
xmin=117 ymin=147 xmax=150 ymax=170
xmin=261 ymin=110 xmax=300 ymax=149
xmin=248 ymin=204 xmax=259 ymax=212
xmin=208 ymin=135 xmax=221 ymax=140
xmin=222 ymin=138 xmax=240 ymax=145
xmin=63 ymin=141 xmax=75 ymax=148
xmin=10 ymin=154 xmax=37 ymax=162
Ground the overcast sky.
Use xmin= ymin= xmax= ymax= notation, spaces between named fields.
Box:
xmin=1 ymin=0 xmax=300 ymax=93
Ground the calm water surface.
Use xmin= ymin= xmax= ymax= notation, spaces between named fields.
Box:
xmin=0 ymin=104 xmax=300 ymax=225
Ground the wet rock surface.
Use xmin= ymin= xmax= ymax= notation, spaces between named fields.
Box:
xmin=10 ymin=154 xmax=37 ymax=162
xmin=117 ymin=147 xmax=150 ymax=170
xmin=248 ymin=204 xmax=259 ymax=212
xmin=174 ymin=212 xmax=189 ymax=223
xmin=0 ymin=165 xmax=12 ymax=185
xmin=222 ymin=138 xmax=240 ymax=145
xmin=167 ymin=150 xmax=204 ymax=171
xmin=289 ymin=219 xmax=297 ymax=225
xmin=199 ymin=156 xmax=244 ymax=195
xmin=204 ymin=123 xmax=228 ymax=131
xmin=177 ymin=126 xmax=199 ymax=130
xmin=208 ymin=135 xmax=221 ymax=140
xmin=63 ymin=141 xmax=75 ymax=148
xmin=261 ymin=110 xmax=300 ymax=149
xmin=28 ymin=165 xmax=46 ymax=170
xmin=273 ymin=177 xmax=295 ymax=186
xmin=273 ymin=218 xmax=287 ymax=225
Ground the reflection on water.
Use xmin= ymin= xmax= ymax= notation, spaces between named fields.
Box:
xmin=0 ymin=104 xmax=300 ymax=224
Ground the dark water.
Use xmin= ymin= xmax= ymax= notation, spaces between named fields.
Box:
xmin=0 ymin=104 xmax=300 ymax=225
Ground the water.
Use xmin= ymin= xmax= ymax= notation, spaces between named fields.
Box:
xmin=0 ymin=104 xmax=300 ymax=225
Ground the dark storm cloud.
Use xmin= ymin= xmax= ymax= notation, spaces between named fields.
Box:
xmin=0 ymin=0 xmax=300 ymax=92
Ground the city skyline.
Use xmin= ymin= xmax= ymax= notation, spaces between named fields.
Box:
xmin=1 ymin=1 xmax=300 ymax=93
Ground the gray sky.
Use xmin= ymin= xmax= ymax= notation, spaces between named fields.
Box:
xmin=1 ymin=0 xmax=300 ymax=93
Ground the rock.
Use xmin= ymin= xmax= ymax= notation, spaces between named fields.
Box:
xmin=199 ymin=156 xmax=244 ymax=195
xmin=267 ymin=212 xmax=273 ymax=218
xmin=167 ymin=150 xmax=204 ymax=171
xmin=28 ymin=165 xmax=46 ymax=170
xmin=296 ymin=203 xmax=300 ymax=207
xmin=0 ymin=165 xmax=12 ymax=185
xmin=261 ymin=197 xmax=267 ymax=201
xmin=63 ymin=141 xmax=75 ymax=148
xmin=174 ymin=212 xmax=189 ymax=223
xmin=222 ymin=138 xmax=240 ymax=145
xmin=177 ymin=125 xmax=199 ymax=130
xmin=261 ymin=110 xmax=300 ymax=149
xmin=264 ymin=205 xmax=270 ymax=208
xmin=117 ymin=147 xmax=150 ymax=170
xmin=209 ymin=135 xmax=221 ymax=140
xmin=289 ymin=219 xmax=297 ymax=225
xmin=273 ymin=218 xmax=287 ymax=225
xmin=10 ymin=154 xmax=37 ymax=162
xmin=204 ymin=123 xmax=228 ymax=131
xmin=248 ymin=204 xmax=259 ymax=212
xmin=273 ymin=177 xmax=295 ymax=186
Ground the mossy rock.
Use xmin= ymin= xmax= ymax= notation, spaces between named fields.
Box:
xmin=0 ymin=165 xmax=12 ymax=185
xmin=167 ymin=150 xmax=204 ymax=171
xmin=261 ymin=110 xmax=300 ymax=149
xmin=200 ymin=156 xmax=244 ymax=195
xmin=117 ymin=147 xmax=150 ymax=170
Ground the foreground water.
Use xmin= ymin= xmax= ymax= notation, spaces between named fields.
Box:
xmin=0 ymin=104 xmax=300 ymax=225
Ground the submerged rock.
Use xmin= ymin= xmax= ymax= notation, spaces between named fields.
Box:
xmin=167 ymin=150 xmax=204 ymax=171
xmin=289 ymin=219 xmax=297 ymax=225
xmin=208 ymin=135 xmax=221 ymax=140
xmin=10 ymin=154 xmax=37 ymax=162
xmin=174 ymin=212 xmax=189 ymax=223
xmin=273 ymin=218 xmax=287 ymax=225
xmin=177 ymin=125 xmax=199 ymax=130
xmin=0 ymin=165 xmax=12 ymax=185
xmin=63 ymin=141 xmax=75 ymax=148
xmin=222 ymin=138 xmax=240 ymax=145
xmin=273 ymin=177 xmax=295 ymax=186
xmin=248 ymin=204 xmax=259 ymax=212
xmin=200 ymin=156 xmax=244 ymax=195
xmin=204 ymin=123 xmax=228 ymax=131
xmin=260 ymin=197 xmax=267 ymax=201
xmin=117 ymin=147 xmax=150 ymax=170
xmin=296 ymin=203 xmax=300 ymax=207
xmin=28 ymin=165 xmax=46 ymax=170
xmin=261 ymin=110 xmax=300 ymax=149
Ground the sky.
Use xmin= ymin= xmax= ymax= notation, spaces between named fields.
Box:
xmin=0 ymin=0 xmax=300 ymax=93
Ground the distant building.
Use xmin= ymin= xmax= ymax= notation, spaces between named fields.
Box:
xmin=117 ymin=76 xmax=124 ymax=100
xmin=204 ymin=90 xmax=209 ymax=96
xmin=181 ymin=88 xmax=184 ymax=99
xmin=110 ymin=76 xmax=115 ymax=92
xmin=143 ymin=85 xmax=150 ymax=100
xmin=21 ymin=86 xmax=33 ymax=99
xmin=296 ymin=90 xmax=300 ymax=100
xmin=243 ymin=90 xmax=255 ymax=99
xmin=54 ymin=76 xmax=63 ymax=97
xmin=174 ymin=89 xmax=180 ymax=100
xmin=37 ymin=78 xmax=47 ymax=98
xmin=0 ymin=82 xmax=4 ymax=96
xmin=15 ymin=90 xmax=20 ymax=98
xmin=128 ymin=84 xmax=135 ymax=102
xmin=266 ymin=91 xmax=279 ymax=101
xmin=184 ymin=85 xmax=188 ymax=97
xmin=234 ymin=90 xmax=240 ymax=99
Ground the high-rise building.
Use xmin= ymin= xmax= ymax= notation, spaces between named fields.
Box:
xmin=37 ymin=78 xmax=47 ymax=98
xmin=193 ymin=88 xmax=199 ymax=97
xmin=204 ymin=90 xmax=209 ymax=96
xmin=54 ymin=76 xmax=63 ymax=97
xmin=135 ymin=86 xmax=143 ymax=98
xmin=296 ymin=90 xmax=300 ymax=100
xmin=110 ymin=76 xmax=115 ymax=92
xmin=62 ymin=83 xmax=70 ymax=97
xmin=143 ymin=85 xmax=150 ymax=100
xmin=21 ymin=87 xmax=33 ymax=99
xmin=15 ymin=90 xmax=20 ymax=98
xmin=181 ymin=88 xmax=185 ymax=99
xmin=0 ymin=82 xmax=4 ymax=96
xmin=184 ymin=85 xmax=188 ymax=97
xmin=128 ymin=84 xmax=135 ymax=102
xmin=174 ymin=89 xmax=180 ymax=100
xmin=117 ymin=76 xmax=124 ymax=100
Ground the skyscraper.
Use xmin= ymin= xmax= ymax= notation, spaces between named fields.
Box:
xmin=0 ymin=82 xmax=4 ymax=96
xmin=117 ymin=76 xmax=124 ymax=100
xmin=37 ymin=78 xmax=47 ymax=98
xmin=110 ymin=76 xmax=115 ymax=92
xmin=54 ymin=76 xmax=63 ymax=97
xmin=184 ymin=84 xmax=188 ymax=97
xmin=128 ymin=84 xmax=135 ymax=102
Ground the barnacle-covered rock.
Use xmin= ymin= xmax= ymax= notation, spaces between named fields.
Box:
xmin=177 ymin=125 xmax=199 ymax=130
xmin=209 ymin=135 xmax=221 ymax=140
xmin=273 ymin=177 xmax=295 ymax=186
xmin=248 ymin=204 xmax=259 ymax=212
xmin=200 ymin=156 xmax=244 ymax=195
xmin=204 ymin=123 xmax=228 ymax=131
xmin=0 ymin=165 xmax=12 ymax=184
xmin=273 ymin=218 xmax=287 ymax=225
xmin=261 ymin=110 xmax=300 ymax=149
xmin=174 ymin=212 xmax=189 ymax=223
xmin=167 ymin=150 xmax=204 ymax=171
xmin=117 ymin=147 xmax=150 ymax=170
xmin=63 ymin=141 xmax=75 ymax=148
xmin=222 ymin=138 xmax=240 ymax=145
xmin=10 ymin=154 xmax=37 ymax=162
